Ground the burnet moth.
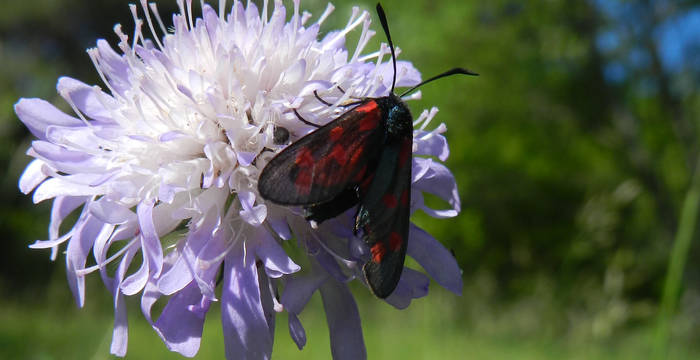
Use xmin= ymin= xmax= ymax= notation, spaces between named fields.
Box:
xmin=258 ymin=3 xmax=477 ymax=298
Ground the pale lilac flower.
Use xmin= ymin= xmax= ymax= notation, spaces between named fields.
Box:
xmin=16 ymin=1 xmax=462 ymax=359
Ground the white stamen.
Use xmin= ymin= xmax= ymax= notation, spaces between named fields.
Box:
xmin=149 ymin=3 xmax=169 ymax=34
xmin=315 ymin=3 xmax=334 ymax=26
xmin=140 ymin=0 xmax=164 ymax=51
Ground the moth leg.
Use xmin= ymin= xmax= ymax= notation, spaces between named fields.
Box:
xmin=354 ymin=205 xmax=370 ymax=235
xmin=336 ymin=86 xmax=354 ymax=96
xmin=335 ymin=86 xmax=366 ymax=107
xmin=314 ymin=89 xmax=363 ymax=108
xmin=292 ymin=108 xmax=321 ymax=128
xmin=313 ymin=90 xmax=334 ymax=106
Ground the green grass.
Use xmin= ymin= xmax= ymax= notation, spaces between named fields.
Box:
xmin=1 ymin=279 xmax=699 ymax=360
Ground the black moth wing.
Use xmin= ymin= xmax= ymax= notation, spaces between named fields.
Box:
xmin=258 ymin=100 xmax=386 ymax=206
xmin=359 ymin=136 xmax=413 ymax=298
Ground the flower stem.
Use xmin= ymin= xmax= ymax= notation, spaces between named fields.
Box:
xmin=652 ymin=160 xmax=700 ymax=359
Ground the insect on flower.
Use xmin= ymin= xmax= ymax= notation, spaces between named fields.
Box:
xmin=258 ymin=3 xmax=477 ymax=298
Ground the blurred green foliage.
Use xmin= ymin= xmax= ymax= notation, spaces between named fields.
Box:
xmin=1 ymin=0 xmax=699 ymax=359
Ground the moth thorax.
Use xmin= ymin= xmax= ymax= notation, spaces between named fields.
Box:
xmin=385 ymin=101 xmax=413 ymax=137
xmin=376 ymin=95 xmax=413 ymax=138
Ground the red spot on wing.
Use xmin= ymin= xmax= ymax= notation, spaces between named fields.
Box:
xmin=354 ymin=101 xmax=378 ymax=114
xmin=371 ymin=242 xmax=387 ymax=263
xmin=382 ymin=194 xmax=398 ymax=208
xmin=295 ymin=148 xmax=314 ymax=168
xmin=329 ymin=144 xmax=347 ymax=166
xmin=349 ymin=148 xmax=363 ymax=167
xmin=389 ymin=232 xmax=403 ymax=251
xmin=330 ymin=126 xmax=343 ymax=141
xmin=295 ymin=169 xmax=312 ymax=195
xmin=356 ymin=101 xmax=380 ymax=132
xmin=360 ymin=114 xmax=380 ymax=132
xmin=400 ymin=189 xmax=409 ymax=206
xmin=353 ymin=165 xmax=367 ymax=183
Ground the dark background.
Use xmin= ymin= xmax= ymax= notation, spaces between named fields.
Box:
xmin=1 ymin=0 xmax=699 ymax=358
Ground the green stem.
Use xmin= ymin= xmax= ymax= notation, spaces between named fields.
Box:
xmin=652 ymin=161 xmax=700 ymax=359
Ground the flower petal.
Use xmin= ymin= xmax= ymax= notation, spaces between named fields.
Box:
xmin=14 ymin=98 xmax=82 ymax=140
xmin=18 ymin=159 xmax=47 ymax=194
xmin=221 ymin=246 xmax=273 ymax=360
xmin=110 ymin=243 xmax=140 ymax=356
xmin=137 ymin=200 xmax=164 ymax=278
xmin=57 ymin=76 xmax=117 ymax=123
xmin=320 ymin=279 xmax=366 ymax=360
xmin=157 ymin=211 xmax=218 ymax=295
xmin=239 ymin=191 xmax=267 ymax=227
xmin=384 ymin=268 xmax=430 ymax=309
xmin=413 ymin=123 xmax=449 ymax=161
xmin=315 ymin=248 xmax=351 ymax=282
xmin=89 ymin=198 xmax=136 ymax=225
xmin=266 ymin=212 xmax=292 ymax=240
xmin=110 ymin=292 xmax=128 ymax=357
xmin=32 ymin=177 xmax=105 ymax=203
xmin=377 ymin=60 xmax=421 ymax=90
xmin=412 ymin=158 xmax=461 ymax=217
xmin=154 ymin=283 xmax=211 ymax=357
xmin=94 ymin=39 xmax=130 ymax=95
xmin=407 ymin=224 xmax=463 ymax=295
xmin=254 ymin=227 xmax=300 ymax=278
xmin=50 ymin=196 xmax=88 ymax=239
xmin=66 ymin=214 xmax=104 ymax=307
xmin=120 ymin=254 xmax=149 ymax=296
xmin=257 ymin=270 xmax=277 ymax=342
xmin=280 ymin=272 xmax=328 ymax=315
xmin=288 ymin=313 xmax=306 ymax=350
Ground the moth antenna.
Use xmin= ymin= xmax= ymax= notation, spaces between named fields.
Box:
xmin=376 ymin=3 xmax=397 ymax=94
xmin=399 ymin=67 xmax=479 ymax=98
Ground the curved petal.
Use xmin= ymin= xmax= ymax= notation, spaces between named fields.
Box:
xmin=412 ymin=158 xmax=461 ymax=217
xmin=377 ymin=60 xmax=421 ymax=89
xmin=280 ymin=272 xmax=328 ymax=315
xmin=33 ymin=177 xmax=106 ymax=203
xmin=254 ymin=227 xmax=300 ymax=278
xmin=121 ymin=253 xmax=149 ymax=296
xmin=18 ymin=159 xmax=47 ymax=194
xmin=407 ymin=224 xmax=462 ymax=295
xmin=89 ymin=198 xmax=136 ymax=225
xmin=315 ymin=249 xmax=351 ymax=282
xmin=94 ymin=39 xmax=130 ymax=95
xmin=110 ymin=243 xmax=140 ymax=356
xmin=267 ymin=212 xmax=292 ymax=240
xmin=413 ymin=123 xmax=449 ymax=161
xmin=57 ymin=76 xmax=117 ymax=123
xmin=257 ymin=270 xmax=276 ymax=341
xmin=154 ymin=282 xmax=211 ymax=357
xmin=288 ymin=313 xmax=306 ymax=350
xmin=320 ymin=279 xmax=366 ymax=360
xmin=66 ymin=214 xmax=104 ymax=307
xmin=110 ymin=292 xmax=128 ymax=356
xmin=157 ymin=209 xmax=221 ymax=295
xmin=137 ymin=200 xmax=164 ymax=278
xmin=31 ymin=140 xmax=105 ymax=174
xmin=221 ymin=246 xmax=273 ymax=360
xmin=412 ymin=191 xmax=458 ymax=219
xmin=239 ymin=191 xmax=267 ymax=227
xmin=50 ymin=196 xmax=89 ymax=239
xmin=14 ymin=98 xmax=82 ymax=140
xmin=384 ymin=268 xmax=430 ymax=309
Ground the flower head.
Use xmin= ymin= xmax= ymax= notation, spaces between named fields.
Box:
xmin=16 ymin=0 xmax=462 ymax=358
